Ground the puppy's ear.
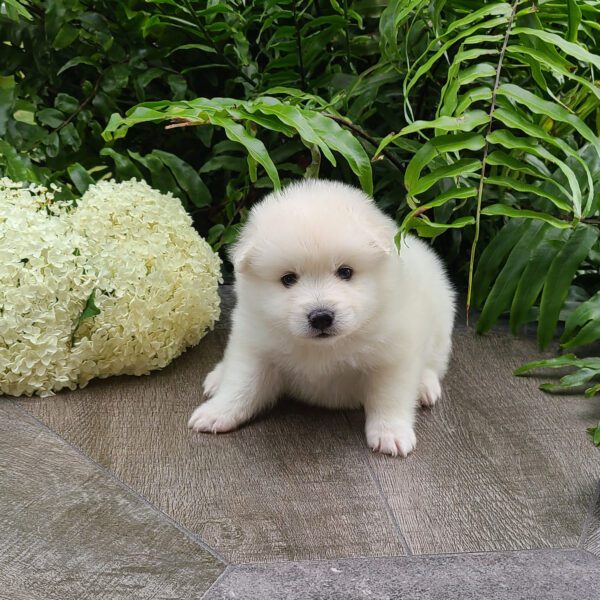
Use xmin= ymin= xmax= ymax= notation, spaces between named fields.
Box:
xmin=229 ymin=234 xmax=253 ymax=274
xmin=367 ymin=226 xmax=394 ymax=256
xmin=369 ymin=237 xmax=393 ymax=256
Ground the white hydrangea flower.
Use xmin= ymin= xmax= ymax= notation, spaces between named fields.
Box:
xmin=0 ymin=178 xmax=222 ymax=397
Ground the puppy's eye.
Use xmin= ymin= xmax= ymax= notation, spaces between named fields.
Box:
xmin=336 ymin=266 xmax=353 ymax=281
xmin=281 ymin=272 xmax=298 ymax=287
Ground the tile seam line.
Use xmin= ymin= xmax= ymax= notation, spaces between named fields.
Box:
xmin=229 ymin=545 xmax=589 ymax=567
xmin=343 ymin=412 xmax=413 ymax=556
xmin=11 ymin=400 xmax=229 ymax=566
xmin=578 ymin=479 xmax=600 ymax=549
xmin=201 ymin=565 xmax=233 ymax=599
xmin=579 ymin=546 xmax=600 ymax=560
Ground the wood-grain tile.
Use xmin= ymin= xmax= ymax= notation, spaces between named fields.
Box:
xmin=0 ymin=403 xmax=224 ymax=600
xmin=17 ymin=327 xmax=405 ymax=563
xmin=350 ymin=325 xmax=600 ymax=554
xmin=15 ymin=286 xmax=599 ymax=561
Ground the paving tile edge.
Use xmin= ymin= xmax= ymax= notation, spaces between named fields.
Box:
xmin=216 ymin=546 xmax=598 ymax=569
xmin=201 ymin=566 xmax=234 ymax=600
xmin=10 ymin=400 xmax=230 ymax=566
xmin=578 ymin=479 xmax=600 ymax=550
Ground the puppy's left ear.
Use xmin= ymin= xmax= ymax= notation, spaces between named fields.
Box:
xmin=369 ymin=237 xmax=393 ymax=255
xmin=367 ymin=226 xmax=394 ymax=256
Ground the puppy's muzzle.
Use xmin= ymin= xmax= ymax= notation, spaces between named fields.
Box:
xmin=308 ymin=308 xmax=335 ymax=332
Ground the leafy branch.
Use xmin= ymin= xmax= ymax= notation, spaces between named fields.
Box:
xmin=374 ymin=0 xmax=600 ymax=359
xmin=102 ymin=95 xmax=374 ymax=194
xmin=467 ymin=0 xmax=520 ymax=321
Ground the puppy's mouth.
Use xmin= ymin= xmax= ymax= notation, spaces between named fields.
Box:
xmin=311 ymin=329 xmax=338 ymax=340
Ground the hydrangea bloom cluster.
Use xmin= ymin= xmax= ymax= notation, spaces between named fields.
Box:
xmin=0 ymin=178 xmax=221 ymax=397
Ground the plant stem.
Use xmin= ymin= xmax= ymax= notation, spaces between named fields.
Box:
xmin=292 ymin=0 xmax=307 ymax=90
xmin=56 ymin=74 xmax=103 ymax=134
xmin=165 ymin=111 xmax=405 ymax=174
xmin=466 ymin=0 xmax=519 ymax=325
xmin=324 ymin=112 xmax=405 ymax=173
xmin=30 ymin=72 xmax=103 ymax=150
xmin=343 ymin=0 xmax=352 ymax=70
xmin=558 ymin=215 xmax=600 ymax=226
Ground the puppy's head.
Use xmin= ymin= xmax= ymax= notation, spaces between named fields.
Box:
xmin=231 ymin=180 xmax=396 ymax=342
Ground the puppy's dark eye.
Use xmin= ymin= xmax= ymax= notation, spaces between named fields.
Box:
xmin=281 ymin=272 xmax=298 ymax=287
xmin=336 ymin=266 xmax=353 ymax=281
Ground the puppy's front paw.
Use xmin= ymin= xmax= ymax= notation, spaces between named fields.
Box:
xmin=202 ymin=362 xmax=224 ymax=398
xmin=419 ymin=369 xmax=442 ymax=408
xmin=188 ymin=398 xmax=243 ymax=433
xmin=366 ymin=420 xmax=416 ymax=457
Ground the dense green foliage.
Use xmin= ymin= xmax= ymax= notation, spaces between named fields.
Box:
xmin=1 ymin=0 xmax=599 ymax=439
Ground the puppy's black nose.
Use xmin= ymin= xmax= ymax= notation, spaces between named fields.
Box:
xmin=308 ymin=309 xmax=334 ymax=331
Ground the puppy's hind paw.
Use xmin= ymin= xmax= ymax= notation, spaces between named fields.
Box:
xmin=366 ymin=420 xmax=416 ymax=457
xmin=419 ymin=369 xmax=442 ymax=408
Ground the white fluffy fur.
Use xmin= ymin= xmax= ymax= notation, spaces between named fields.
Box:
xmin=188 ymin=180 xmax=455 ymax=457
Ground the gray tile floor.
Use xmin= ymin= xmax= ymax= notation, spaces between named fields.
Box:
xmin=2 ymin=286 xmax=599 ymax=599
xmin=204 ymin=550 xmax=600 ymax=600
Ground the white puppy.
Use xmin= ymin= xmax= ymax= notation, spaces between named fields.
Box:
xmin=188 ymin=180 xmax=455 ymax=456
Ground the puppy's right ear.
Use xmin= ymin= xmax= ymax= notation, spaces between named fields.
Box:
xmin=229 ymin=234 xmax=253 ymax=274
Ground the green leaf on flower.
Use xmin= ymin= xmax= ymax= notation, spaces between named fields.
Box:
xmin=72 ymin=289 xmax=101 ymax=342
